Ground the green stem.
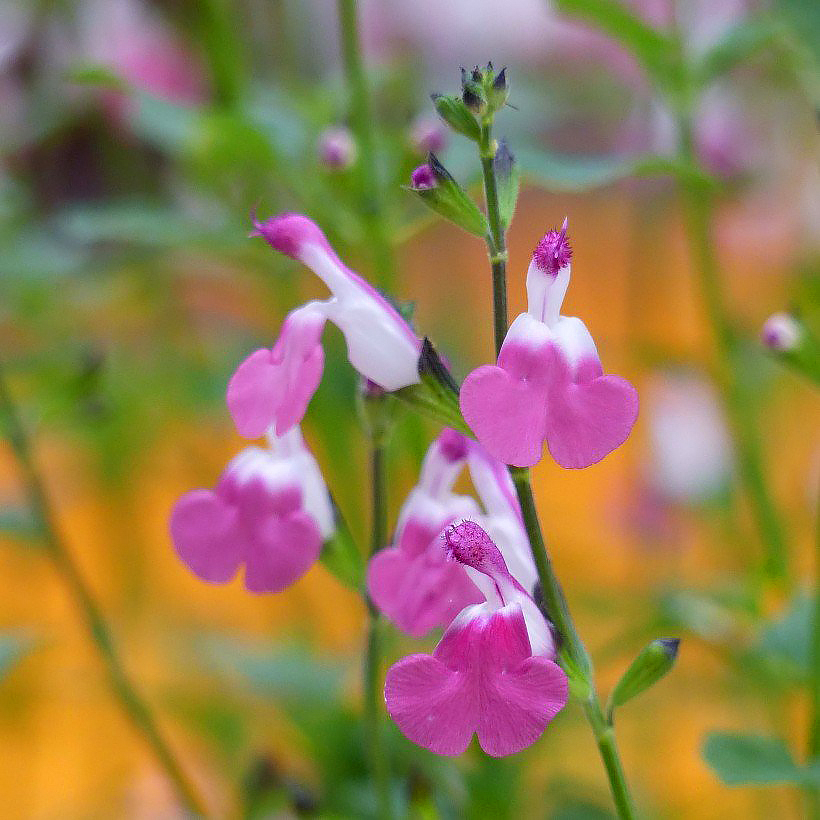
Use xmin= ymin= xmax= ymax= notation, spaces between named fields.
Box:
xmin=511 ymin=470 xmax=636 ymax=820
xmin=476 ymin=123 xmax=636 ymax=819
xmin=364 ymin=420 xmax=392 ymax=819
xmin=0 ymin=364 xmax=207 ymax=817
xmin=678 ymin=117 xmax=789 ymax=585
xmin=478 ymin=122 xmax=508 ymax=353
xmin=336 ymin=0 xmax=394 ymax=288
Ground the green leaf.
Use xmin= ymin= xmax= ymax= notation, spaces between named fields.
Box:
xmin=65 ymin=62 xmax=128 ymax=91
xmin=754 ymin=594 xmax=811 ymax=680
xmin=607 ymin=638 xmax=679 ymax=720
xmin=553 ymin=0 xmax=679 ymax=87
xmin=494 ymin=140 xmax=520 ymax=230
xmin=409 ymin=154 xmax=490 ymax=238
xmin=430 ymin=94 xmax=481 ymax=142
xmin=694 ymin=16 xmax=780 ymax=85
xmin=702 ymin=731 xmax=820 ymax=786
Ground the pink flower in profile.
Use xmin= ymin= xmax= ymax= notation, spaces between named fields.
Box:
xmin=460 ymin=220 xmax=639 ymax=468
xmin=169 ymin=426 xmax=334 ymax=593
xmin=385 ymin=521 xmax=566 ymax=757
xmin=367 ymin=429 xmax=483 ymax=636
xmin=228 ymin=213 xmax=421 ymax=438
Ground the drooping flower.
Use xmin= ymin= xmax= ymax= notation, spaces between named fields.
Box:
xmin=228 ymin=213 xmax=421 ymax=438
xmin=367 ymin=429 xmax=483 ymax=636
xmin=169 ymin=426 xmax=334 ymax=593
xmin=367 ymin=429 xmax=538 ymax=636
xmin=384 ymin=521 xmax=566 ymax=757
xmin=460 ymin=220 xmax=639 ymax=468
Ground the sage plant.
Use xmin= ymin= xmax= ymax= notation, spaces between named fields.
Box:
xmin=169 ymin=62 xmax=683 ymax=818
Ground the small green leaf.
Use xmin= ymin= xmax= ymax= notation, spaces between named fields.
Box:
xmin=754 ymin=594 xmax=811 ymax=680
xmin=702 ymin=731 xmax=816 ymax=786
xmin=409 ymin=153 xmax=490 ymax=238
xmin=607 ymin=638 xmax=679 ymax=720
xmin=494 ymin=140 xmax=520 ymax=230
xmin=430 ymin=93 xmax=481 ymax=142
xmin=66 ymin=62 xmax=128 ymax=91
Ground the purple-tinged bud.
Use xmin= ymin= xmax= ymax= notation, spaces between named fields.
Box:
xmin=410 ymin=163 xmax=437 ymax=190
xmin=438 ymin=428 xmax=469 ymax=463
xmin=410 ymin=116 xmax=447 ymax=155
xmin=444 ymin=520 xmax=508 ymax=579
xmin=532 ymin=217 xmax=572 ymax=276
xmin=761 ymin=312 xmax=801 ymax=352
xmin=318 ymin=126 xmax=357 ymax=171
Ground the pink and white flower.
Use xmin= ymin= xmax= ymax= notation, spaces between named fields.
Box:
xmin=228 ymin=213 xmax=421 ymax=438
xmin=460 ymin=220 xmax=639 ymax=468
xmin=169 ymin=426 xmax=334 ymax=593
xmin=367 ymin=430 xmax=538 ymax=636
xmin=384 ymin=520 xmax=566 ymax=757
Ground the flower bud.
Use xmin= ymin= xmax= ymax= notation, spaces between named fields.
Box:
xmin=317 ymin=126 xmax=356 ymax=170
xmin=486 ymin=66 xmax=509 ymax=113
xmin=606 ymin=638 xmax=680 ymax=721
xmin=430 ymin=93 xmax=480 ymax=142
xmin=410 ymin=115 xmax=447 ymax=155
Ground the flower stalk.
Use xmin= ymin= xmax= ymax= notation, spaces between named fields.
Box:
xmin=476 ymin=116 xmax=636 ymax=819
xmin=0 ymin=362 xmax=207 ymax=817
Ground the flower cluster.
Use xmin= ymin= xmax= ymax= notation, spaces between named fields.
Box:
xmin=170 ymin=210 xmax=637 ymax=757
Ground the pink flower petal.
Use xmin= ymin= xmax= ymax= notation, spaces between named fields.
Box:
xmin=169 ymin=490 xmax=243 ymax=583
xmin=226 ymin=348 xmax=283 ymax=438
xmin=545 ymin=353 xmax=639 ymax=469
xmin=243 ymin=511 xmax=323 ymax=593
xmin=460 ymin=364 xmax=548 ymax=467
xmin=367 ymin=542 xmax=481 ymax=637
xmin=385 ymin=654 xmax=477 ymax=757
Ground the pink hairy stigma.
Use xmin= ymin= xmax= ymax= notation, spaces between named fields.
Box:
xmin=532 ymin=217 xmax=572 ymax=276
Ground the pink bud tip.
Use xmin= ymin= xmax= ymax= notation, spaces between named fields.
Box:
xmin=318 ymin=126 xmax=357 ymax=170
xmin=411 ymin=164 xmax=437 ymax=190
xmin=532 ymin=218 xmax=572 ymax=276
xmin=438 ymin=428 xmax=469 ymax=463
xmin=761 ymin=313 xmax=801 ymax=352
xmin=248 ymin=211 xmax=326 ymax=259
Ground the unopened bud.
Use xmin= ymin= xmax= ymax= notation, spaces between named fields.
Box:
xmin=410 ymin=163 xmax=437 ymax=190
xmin=318 ymin=126 xmax=356 ymax=170
xmin=607 ymin=638 xmax=680 ymax=722
xmin=410 ymin=115 xmax=447 ymax=155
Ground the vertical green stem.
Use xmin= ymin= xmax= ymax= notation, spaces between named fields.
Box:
xmin=476 ymin=125 xmax=636 ymax=819
xmin=678 ymin=118 xmax=789 ymax=585
xmin=364 ymin=415 xmax=392 ymax=819
xmin=336 ymin=0 xmax=394 ymax=288
xmin=478 ymin=123 xmax=508 ymax=353
xmin=0 ymin=364 xmax=207 ymax=817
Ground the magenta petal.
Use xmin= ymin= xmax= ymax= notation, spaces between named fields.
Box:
xmin=274 ymin=343 xmax=324 ymax=435
xmin=385 ymin=655 xmax=476 ymax=757
xmin=170 ymin=490 xmax=243 ymax=583
xmin=545 ymin=373 xmax=639 ymax=469
xmin=367 ymin=545 xmax=481 ymax=637
xmin=226 ymin=348 xmax=282 ymax=438
xmin=243 ymin=511 xmax=323 ymax=593
xmin=460 ymin=365 xmax=547 ymax=467
xmin=477 ymin=656 xmax=568 ymax=757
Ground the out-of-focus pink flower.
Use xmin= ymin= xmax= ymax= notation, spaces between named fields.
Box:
xmin=461 ymin=220 xmax=639 ymax=468
xmin=761 ymin=313 xmax=801 ymax=352
xmin=644 ymin=372 xmax=732 ymax=503
xmin=410 ymin=115 xmax=447 ymax=155
xmin=318 ymin=126 xmax=357 ymax=170
xmin=170 ymin=426 xmax=334 ymax=593
xmin=228 ymin=213 xmax=421 ymax=438
xmin=367 ymin=429 xmax=537 ymax=636
xmin=79 ymin=0 xmax=206 ymax=110
xmin=384 ymin=520 xmax=566 ymax=757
